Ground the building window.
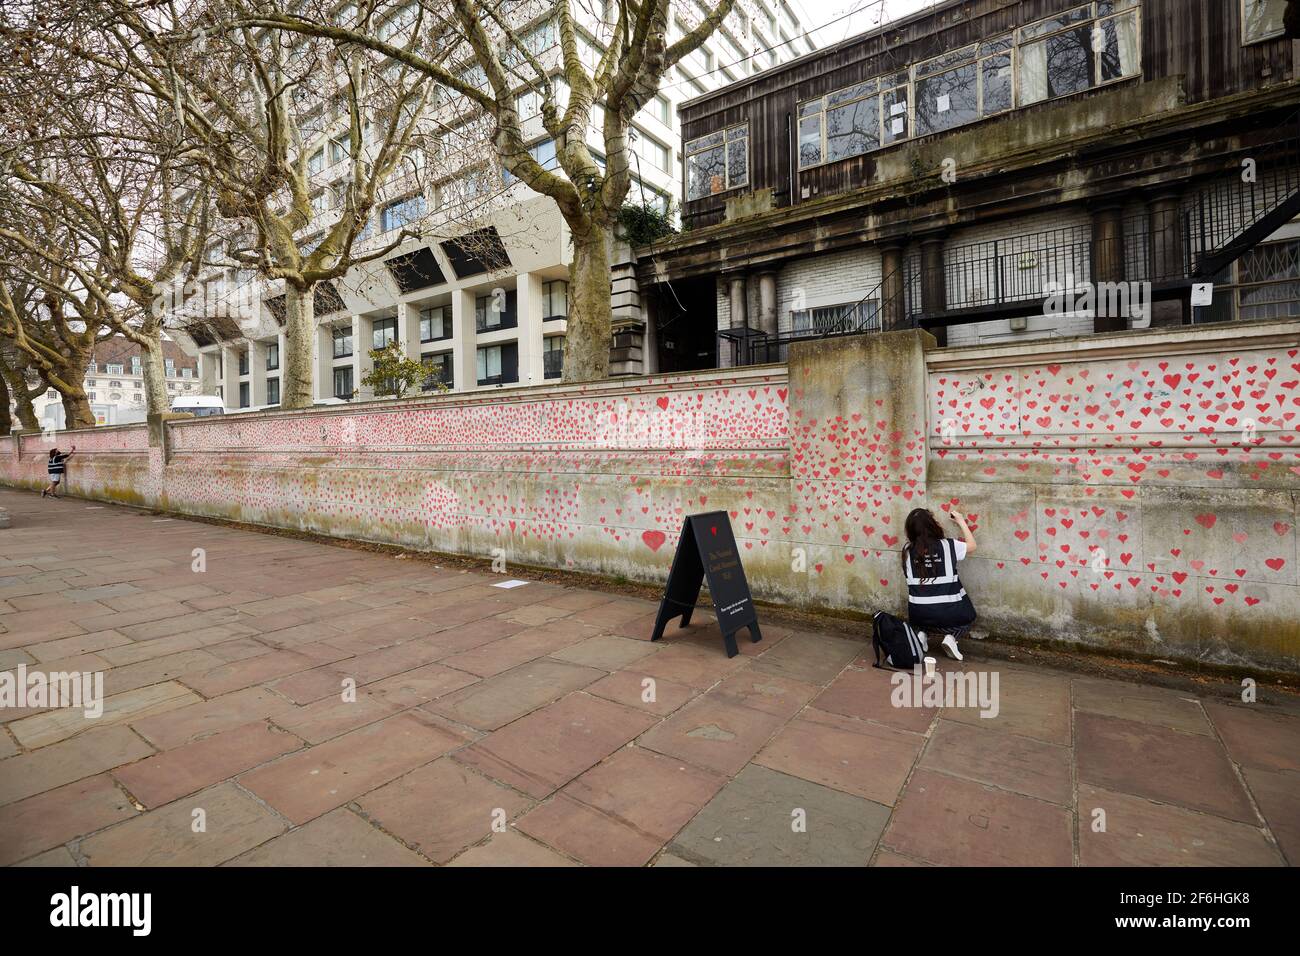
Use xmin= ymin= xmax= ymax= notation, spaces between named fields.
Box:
xmin=308 ymin=148 xmax=325 ymax=176
xmin=380 ymin=194 xmax=426 ymax=232
xmin=644 ymin=94 xmax=671 ymax=125
xmin=632 ymin=129 xmax=670 ymax=172
xmin=333 ymin=366 xmax=354 ymax=399
xmin=475 ymin=291 xmax=518 ymax=332
xmin=87 ymin=362 xmax=98 ymax=373
xmin=793 ymin=3 xmax=1139 ymax=173
xmin=372 ymin=317 xmax=398 ymax=350
xmin=165 ymin=358 xmax=175 ymax=376
xmin=1243 ymin=0 xmax=1286 ymax=43
xmin=915 ymin=48 xmax=980 ymax=137
xmin=264 ymin=343 xmax=278 ymax=371
xmin=543 ymin=336 xmax=564 ymax=379
xmin=132 ymin=356 xmax=141 ymax=374
xmin=542 ymin=280 xmax=568 ymax=321
xmin=182 ymin=368 xmax=192 ymax=379
xmin=266 ymin=377 xmax=280 ymax=405
xmin=1017 ymin=2 xmax=1139 ymax=105
xmin=1238 ymin=240 xmax=1300 ymax=319
xmin=333 ymin=325 xmax=353 ymax=358
xmin=106 ymin=363 xmax=123 ymax=375
xmin=109 ymin=380 xmax=122 ymax=389
xmin=421 ymin=351 xmax=453 ymax=390
xmin=420 ymin=306 xmax=450 ymax=342
xmin=1199 ymin=240 xmax=1300 ymax=324
xmin=46 ymin=388 xmax=57 ymax=399
xmin=239 ymin=382 xmax=250 ymax=407
xmin=476 ymin=342 xmax=518 ymax=386
xmin=685 ymin=124 xmax=749 ymax=200
xmin=502 ymin=140 xmax=559 ymax=185
xmin=238 ymin=351 xmax=249 ymax=375
xmin=792 ymin=300 xmax=880 ymax=335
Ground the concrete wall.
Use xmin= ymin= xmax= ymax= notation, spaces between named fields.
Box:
xmin=6 ymin=319 xmax=1299 ymax=673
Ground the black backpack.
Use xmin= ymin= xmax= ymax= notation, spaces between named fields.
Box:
xmin=871 ymin=611 xmax=927 ymax=670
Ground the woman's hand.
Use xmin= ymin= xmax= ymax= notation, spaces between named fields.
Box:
xmin=950 ymin=509 xmax=976 ymax=554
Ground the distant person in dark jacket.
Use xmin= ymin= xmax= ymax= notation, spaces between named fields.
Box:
xmin=41 ymin=445 xmax=75 ymax=499
xmin=902 ymin=507 xmax=977 ymax=661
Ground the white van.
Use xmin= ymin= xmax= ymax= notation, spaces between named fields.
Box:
xmin=171 ymin=395 xmax=226 ymax=418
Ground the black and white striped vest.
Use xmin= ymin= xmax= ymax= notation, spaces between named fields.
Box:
xmin=905 ymin=538 xmax=967 ymax=609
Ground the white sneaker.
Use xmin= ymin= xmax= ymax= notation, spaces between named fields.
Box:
xmin=915 ymin=630 xmax=928 ymax=652
xmin=940 ymin=634 xmax=963 ymax=661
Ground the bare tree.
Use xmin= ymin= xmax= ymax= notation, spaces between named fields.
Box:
xmin=79 ymin=0 xmax=455 ymax=409
xmin=0 ymin=0 xmax=211 ymax=418
xmin=0 ymin=234 xmax=112 ymax=430
xmin=226 ymin=0 xmax=739 ymax=383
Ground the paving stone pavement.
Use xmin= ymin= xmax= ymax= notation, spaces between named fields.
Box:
xmin=0 ymin=488 xmax=1297 ymax=867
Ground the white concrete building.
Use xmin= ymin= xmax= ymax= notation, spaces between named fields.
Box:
xmin=182 ymin=0 xmax=818 ymax=408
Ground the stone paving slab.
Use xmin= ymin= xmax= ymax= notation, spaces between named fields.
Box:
xmin=0 ymin=488 xmax=1296 ymax=867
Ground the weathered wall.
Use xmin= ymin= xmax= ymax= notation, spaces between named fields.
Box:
xmin=5 ymin=320 xmax=1298 ymax=672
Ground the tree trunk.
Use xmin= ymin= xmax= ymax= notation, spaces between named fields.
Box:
xmin=563 ymin=230 xmax=612 ymax=383
xmin=13 ymin=392 xmax=38 ymax=432
xmin=282 ymin=283 xmax=316 ymax=409
xmin=0 ymin=373 xmax=10 ymax=436
xmin=140 ymin=336 xmax=170 ymax=416
xmin=61 ymin=389 xmax=96 ymax=430
xmin=0 ymin=355 xmax=39 ymax=432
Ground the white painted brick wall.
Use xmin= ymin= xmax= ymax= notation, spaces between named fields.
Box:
xmin=715 ymin=246 xmax=885 ymax=339
xmin=945 ymin=209 xmax=1098 ymax=346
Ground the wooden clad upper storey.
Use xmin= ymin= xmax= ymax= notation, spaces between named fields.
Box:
xmin=678 ymin=0 xmax=1295 ymax=229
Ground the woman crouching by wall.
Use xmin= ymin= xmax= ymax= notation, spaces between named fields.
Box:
xmin=902 ymin=507 xmax=977 ymax=661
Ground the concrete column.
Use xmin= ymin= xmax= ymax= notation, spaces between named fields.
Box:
xmin=786 ymin=328 xmax=936 ymax=608
xmin=517 ymin=273 xmax=544 ymax=386
xmin=643 ymin=297 xmax=660 ymax=375
xmin=727 ymin=273 xmax=748 ymax=329
xmin=315 ymin=325 xmax=334 ymax=401
xmin=1148 ymin=191 xmax=1188 ymax=327
xmin=220 ymin=344 xmax=240 ymax=409
xmin=1091 ymin=203 xmax=1126 ymax=333
xmin=354 ymin=316 xmax=374 ymax=399
xmin=757 ymin=271 xmax=778 ymax=335
xmin=451 ymin=289 xmax=476 ymax=394
xmin=881 ymin=245 xmax=906 ymax=331
xmin=274 ymin=331 xmax=287 ymax=404
xmin=920 ymin=236 xmax=947 ymax=347
xmin=397 ymin=303 xmax=419 ymax=360
xmin=249 ymin=340 xmax=269 ymax=406
xmin=198 ymin=350 xmax=219 ymax=396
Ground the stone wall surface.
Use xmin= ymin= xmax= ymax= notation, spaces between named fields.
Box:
xmin=5 ymin=321 xmax=1298 ymax=672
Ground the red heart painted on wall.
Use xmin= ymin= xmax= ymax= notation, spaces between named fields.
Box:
xmin=641 ymin=530 xmax=666 ymax=552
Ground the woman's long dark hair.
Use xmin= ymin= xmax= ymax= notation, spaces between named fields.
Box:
xmin=902 ymin=508 xmax=946 ymax=580
xmin=48 ymin=448 xmax=59 ymax=460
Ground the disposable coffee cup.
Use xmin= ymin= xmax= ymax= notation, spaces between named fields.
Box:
xmin=923 ymin=656 xmax=937 ymax=677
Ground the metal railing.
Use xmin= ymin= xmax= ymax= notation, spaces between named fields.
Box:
xmin=727 ymin=264 xmax=912 ymax=366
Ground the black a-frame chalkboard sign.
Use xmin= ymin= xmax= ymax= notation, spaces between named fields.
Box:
xmin=650 ymin=511 xmax=762 ymax=658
